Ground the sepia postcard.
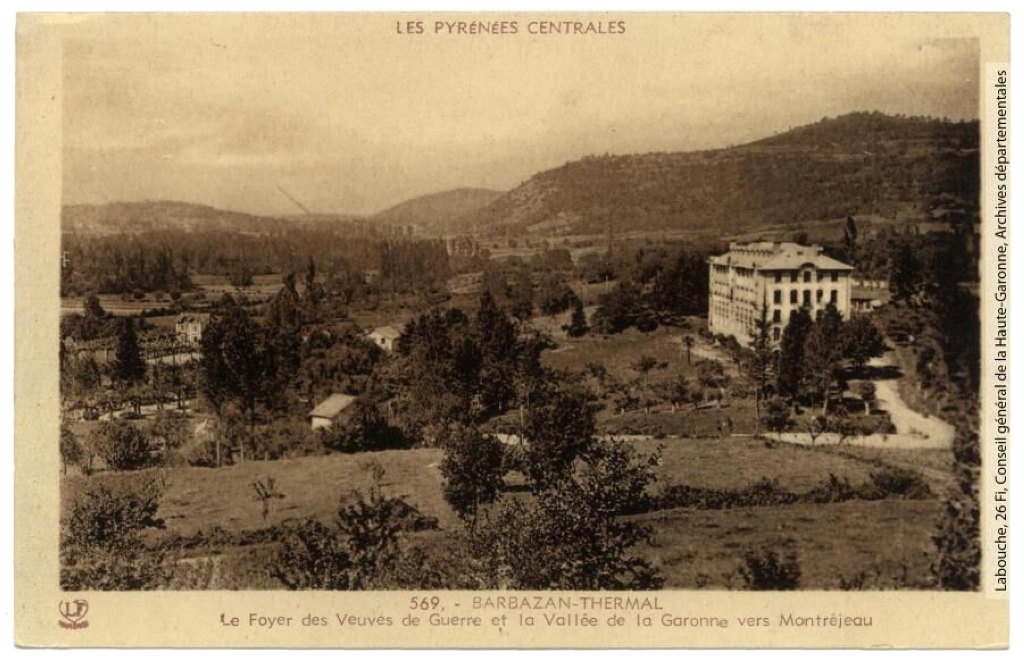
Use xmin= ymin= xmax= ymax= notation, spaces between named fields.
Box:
xmin=14 ymin=11 xmax=1011 ymax=648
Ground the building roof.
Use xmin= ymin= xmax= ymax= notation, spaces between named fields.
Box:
xmin=176 ymin=313 xmax=210 ymax=324
xmin=368 ymin=325 xmax=403 ymax=340
xmin=851 ymin=287 xmax=891 ymax=303
xmin=709 ymin=241 xmax=854 ymax=272
xmin=309 ymin=393 xmax=356 ymax=419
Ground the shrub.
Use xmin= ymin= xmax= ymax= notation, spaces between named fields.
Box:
xmin=738 ymin=548 xmax=801 ymax=590
xmin=63 ymin=481 xmax=165 ymax=553
xmin=803 ymin=473 xmax=858 ymax=503
xmin=274 ymin=486 xmax=418 ymax=590
xmin=862 ymin=468 xmax=933 ymax=500
xmin=60 ymin=425 xmax=85 ymax=475
xmin=60 ymin=480 xmax=167 ymax=590
xmin=94 ymin=421 xmax=154 ymax=471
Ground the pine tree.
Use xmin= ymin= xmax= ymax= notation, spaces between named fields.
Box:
xmin=113 ymin=318 xmax=146 ymax=384
xmin=802 ymin=304 xmax=844 ymax=414
xmin=777 ymin=308 xmax=811 ymax=400
xmin=746 ymin=301 xmax=775 ymax=435
xmin=889 ymin=236 xmax=920 ymax=304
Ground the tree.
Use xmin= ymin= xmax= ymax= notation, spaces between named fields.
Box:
xmin=777 ymin=309 xmax=811 ymax=401
xmin=592 ymin=280 xmax=643 ymax=334
xmin=564 ymin=299 xmax=589 ymax=337
xmin=522 ymin=381 xmax=599 ymax=490
xmin=842 ymin=316 xmax=885 ymax=371
xmin=439 ymin=424 xmax=506 ymax=521
xmin=695 ymin=359 xmax=726 ymax=403
xmin=632 ymin=355 xmax=659 ymax=415
xmin=467 ymin=439 xmax=662 ymax=590
xmin=763 ymin=397 xmax=792 ymax=438
xmin=802 ymin=304 xmax=844 ymax=414
xmin=475 ymin=289 xmax=519 ymax=416
xmin=745 ymin=301 xmax=776 ymax=435
xmin=84 ymin=294 xmax=106 ymax=319
xmin=113 ymin=317 xmax=146 ymax=384
xmin=857 ymin=381 xmax=877 ymax=415
xmin=539 ymin=276 xmax=579 ymax=315
xmin=654 ymin=375 xmax=694 ymax=412
xmin=200 ymin=306 xmax=300 ymax=462
xmin=507 ymin=269 xmax=534 ymax=321
xmin=889 ymin=236 xmax=921 ymax=304
xmin=682 ymin=335 xmax=694 ymax=366
xmin=252 ymin=476 xmax=286 ymax=523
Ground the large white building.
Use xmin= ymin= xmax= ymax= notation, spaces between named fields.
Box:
xmin=708 ymin=242 xmax=854 ymax=345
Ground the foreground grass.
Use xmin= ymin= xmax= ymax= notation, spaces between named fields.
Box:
xmin=636 ymin=499 xmax=943 ymax=589
xmin=62 ymin=435 xmax=954 ymax=589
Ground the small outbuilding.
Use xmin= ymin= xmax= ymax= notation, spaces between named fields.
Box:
xmin=309 ymin=393 xmax=356 ymax=430
xmin=366 ymin=325 xmax=403 ymax=352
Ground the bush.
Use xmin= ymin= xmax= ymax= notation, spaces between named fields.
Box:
xmin=274 ymin=486 xmax=419 ymax=590
xmin=651 ymin=477 xmax=798 ymax=511
xmin=862 ymin=467 xmax=933 ymax=500
xmin=94 ymin=421 xmax=154 ymax=471
xmin=60 ymin=425 xmax=85 ymax=475
xmin=60 ymin=480 xmax=167 ymax=590
xmin=803 ymin=473 xmax=859 ymax=503
xmin=738 ymin=548 xmax=801 ymax=590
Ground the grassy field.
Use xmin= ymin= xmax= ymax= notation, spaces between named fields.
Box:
xmin=637 ymin=499 xmax=942 ymax=589
xmin=62 ymin=429 xmax=955 ymax=589
xmin=544 ymin=325 xmax=700 ymax=380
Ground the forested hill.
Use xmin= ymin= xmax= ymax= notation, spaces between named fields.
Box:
xmin=61 ymin=201 xmax=299 ymax=236
xmin=455 ymin=112 xmax=979 ymax=237
xmin=63 ymin=201 xmax=401 ymax=238
xmin=371 ymin=187 xmax=503 ymax=235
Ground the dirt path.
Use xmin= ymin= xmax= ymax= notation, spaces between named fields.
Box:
xmin=868 ymin=352 xmax=955 ymax=447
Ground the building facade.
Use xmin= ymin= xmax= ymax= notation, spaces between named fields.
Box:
xmin=367 ymin=325 xmax=402 ymax=352
xmin=175 ymin=314 xmax=209 ymax=346
xmin=708 ymin=242 xmax=854 ymax=345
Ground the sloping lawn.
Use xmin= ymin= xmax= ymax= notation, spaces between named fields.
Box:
xmin=637 ymin=499 xmax=943 ymax=589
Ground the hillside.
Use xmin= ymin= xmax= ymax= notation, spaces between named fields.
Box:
xmin=455 ymin=112 xmax=979 ymax=237
xmin=61 ymin=201 xmax=301 ymax=236
xmin=63 ymin=201 xmax=398 ymax=238
xmin=371 ymin=187 xmax=503 ymax=235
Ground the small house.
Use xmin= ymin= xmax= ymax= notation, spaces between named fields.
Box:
xmin=175 ymin=313 xmax=209 ymax=346
xmin=309 ymin=393 xmax=356 ymax=430
xmin=366 ymin=325 xmax=402 ymax=352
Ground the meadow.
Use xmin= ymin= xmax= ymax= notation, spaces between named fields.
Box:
xmin=61 ymin=432 xmax=953 ymax=590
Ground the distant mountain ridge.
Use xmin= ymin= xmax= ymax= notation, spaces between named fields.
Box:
xmin=62 ymin=113 xmax=977 ymax=239
xmin=370 ymin=187 xmax=504 ymax=235
xmin=454 ymin=112 xmax=979 ymax=237
xmin=62 ymin=189 xmax=505 ymax=237
xmin=62 ymin=201 xmax=299 ymax=236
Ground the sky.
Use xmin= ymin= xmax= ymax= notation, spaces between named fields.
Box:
xmin=62 ymin=13 xmax=984 ymax=216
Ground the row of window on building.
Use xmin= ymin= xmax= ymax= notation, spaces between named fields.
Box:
xmin=774 ymin=270 xmax=841 ymax=284
xmin=773 ymin=288 xmax=839 ymax=306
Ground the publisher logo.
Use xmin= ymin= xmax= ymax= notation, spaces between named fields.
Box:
xmin=58 ymin=599 xmax=89 ymax=630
